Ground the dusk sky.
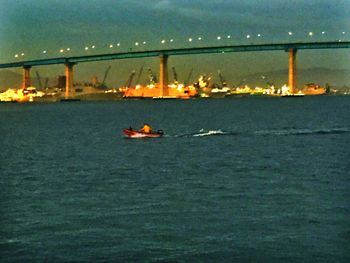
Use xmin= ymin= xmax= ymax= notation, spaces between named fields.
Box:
xmin=0 ymin=0 xmax=349 ymax=86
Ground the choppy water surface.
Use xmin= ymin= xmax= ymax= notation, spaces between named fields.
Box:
xmin=1 ymin=96 xmax=349 ymax=262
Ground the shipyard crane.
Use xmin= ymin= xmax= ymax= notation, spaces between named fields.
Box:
xmin=35 ymin=71 xmax=43 ymax=89
xmin=171 ymin=66 xmax=178 ymax=84
xmin=135 ymin=63 xmax=145 ymax=85
xmin=184 ymin=68 xmax=193 ymax=86
xmin=147 ymin=67 xmax=157 ymax=84
xmin=100 ymin=66 xmax=111 ymax=88
xmin=125 ymin=70 xmax=136 ymax=88
xmin=43 ymin=77 xmax=49 ymax=89
xmin=218 ymin=70 xmax=228 ymax=88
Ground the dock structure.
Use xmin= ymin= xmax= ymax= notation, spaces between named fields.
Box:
xmin=0 ymin=41 xmax=349 ymax=97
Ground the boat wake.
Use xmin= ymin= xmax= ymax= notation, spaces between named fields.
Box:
xmin=173 ymin=127 xmax=350 ymax=138
xmin=174 ymin=129 xmax=234 ymax=138
xmin=193 ymin=129 xmax=231 ymax=137
xmin=253 ymin=127 xmax=350 ymax=136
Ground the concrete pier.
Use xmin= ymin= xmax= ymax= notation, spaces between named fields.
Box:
xmin=65 ymin=63 xmax=75 ymax=98
xmin=22 ymin=66 xmax=31 ymax=89
xmin=288 ymin=48 xmax=297 ymax=94
xmin=159 ymin=55 xmax=169 ymax=97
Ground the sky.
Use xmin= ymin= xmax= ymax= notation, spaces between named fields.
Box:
xmin=0 ymin=0 xmax=349 ymax=87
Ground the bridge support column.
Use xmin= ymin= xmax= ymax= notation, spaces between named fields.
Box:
xmin=159 ymin=55 xmax=169 ymax=97
xmin=288 ymin=48 xmax=297 ymax=94
xmin=65 ymin=63 xmax=75 ymax=98
xmin=22 ymin=66 xmax=31 ymax=89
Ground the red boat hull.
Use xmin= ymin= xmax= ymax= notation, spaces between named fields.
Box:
xmin=123 ymin=128 xmax=163 ymax=138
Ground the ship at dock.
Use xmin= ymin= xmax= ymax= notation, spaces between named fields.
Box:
xmin=301 ymin=83 xmax=329 ymax=96
xmin=209 ymin=71 xmax=231 ymax=98
xmin=121 ymin=83 xmax=197 ymax=99
xmin=120 ymin=66 xmax=197 ymax=99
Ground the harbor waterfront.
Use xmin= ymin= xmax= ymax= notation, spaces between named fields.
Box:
xmin=1 ymin=96 xmax=349 ymax=262
xmin=1 ymin=41 xmax=349 ymax=101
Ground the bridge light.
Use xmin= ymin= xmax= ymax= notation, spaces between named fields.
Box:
xmin=60 ymin=49 xmax=64 ymax=53
xmin=246 ymin=35 xmax=250 ymax=39
xmin=321 ymin=31 xmax=325 ymax=35
xmin=342 ymin=31 xmax=346 ymax=35
xmin=91 ymin=45 xmax=95 ymax=49
xmin=21 ymin=53 xmax=24 ymax=56
xmin=117 ymin=43 xmax=121 ymax=46
xmin=257 ymin=34 xmax=261 ymax=37
xmin=42 ymin=50 xmax=47 ymax=54
xmin=143 ymin=41 xmax=146 ymax=45
xmin=217 ymin=36 xmax=221 ymax=40
xmin=227 ymin=35 xmax=231 ymax=39
xmin=161 ymin=39 xmax=166 ymax=44
xmin=109 ymin=44 xmax=113 ymax=48
xmin=14 ymin=54 xmax=19 ymax=58
xmin=188 ymin=38 xmax=193 ymax=42
xmin=170 ymin=39 xmax=174 ymax=42
xmin=66 ymin=48 xmax=70 ymax=51
xmin=288 ymin=32 xmax=293 ymax=36
xmin=308 ymin=32 xmax=313 ymax=36
xmin=85 ymin=46 xmax=89 ymax=50
xmin=135 ymin=42 xmax=139 ymax=46
xmin=198 ymin=37 xmax=202 ymax=40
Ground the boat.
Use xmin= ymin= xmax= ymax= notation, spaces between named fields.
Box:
xmin=225 ymin=86 xmax=252 ymax=97
xmin=210 ymin=86 xmax=231 ymax=98
xmin=123 ymin=128 xmax=164 ymax=138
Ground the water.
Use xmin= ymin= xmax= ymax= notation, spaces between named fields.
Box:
xmin=1 ymin=96 xmax=349 ymax=262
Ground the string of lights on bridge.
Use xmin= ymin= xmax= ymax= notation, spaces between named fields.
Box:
xmin=13 ymin=31 xmax=347 ymax=59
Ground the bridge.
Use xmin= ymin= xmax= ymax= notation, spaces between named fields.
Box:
xmin=1 ymin=41 xmax=349 ymax=97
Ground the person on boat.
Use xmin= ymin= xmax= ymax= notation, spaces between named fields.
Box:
xmin=139 ymin=123 xmax=153 ymax=134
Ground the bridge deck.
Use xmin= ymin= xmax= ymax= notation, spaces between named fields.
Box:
xmin=0 ymin=41 xmax=349 ymax=69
